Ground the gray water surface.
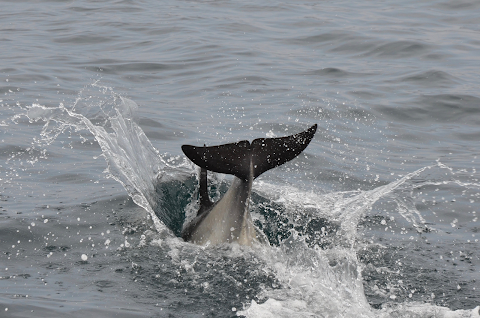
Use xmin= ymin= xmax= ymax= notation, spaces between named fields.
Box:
xmin=1 ymin=0 xmax=479 ymax=317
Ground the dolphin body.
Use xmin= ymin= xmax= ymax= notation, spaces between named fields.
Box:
xmin=181 ymin=124 xmax=317 ymax=246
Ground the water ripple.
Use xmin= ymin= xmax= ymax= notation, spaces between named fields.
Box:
xmin=398 ymin=70 xmax=458 ymax=87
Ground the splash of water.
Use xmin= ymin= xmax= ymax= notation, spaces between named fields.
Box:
xmin=241 ymin=163 xmax=480 ymax=316
xmin=20 ymin=82 xmax=178 ymax=233
xmin=17 ymin=82 xmax=479 ymax=317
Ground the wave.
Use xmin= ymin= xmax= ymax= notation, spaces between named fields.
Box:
xmin=19 ymin=82 xmax=479 ymax=317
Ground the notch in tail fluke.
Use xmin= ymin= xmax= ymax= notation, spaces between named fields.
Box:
xmin=181 ymin=124 xmax=317 ymax=181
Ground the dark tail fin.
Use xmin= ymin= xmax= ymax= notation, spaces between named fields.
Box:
xmin=197 ymin=167 xmax=213 ymax=215
xmin=182 ymin=124 xmax=317 ymax=181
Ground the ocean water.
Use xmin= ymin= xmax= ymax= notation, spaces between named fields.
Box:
xmin=1 ymin=0 xmax=480 ymax=317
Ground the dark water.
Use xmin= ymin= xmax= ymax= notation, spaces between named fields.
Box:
xmin=1 ymin=0 xmax=480 ymax=317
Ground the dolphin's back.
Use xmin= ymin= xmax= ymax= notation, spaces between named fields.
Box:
xmin=181 ymin=124 xmax=317 ymax=181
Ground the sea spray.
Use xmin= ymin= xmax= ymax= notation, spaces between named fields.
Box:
xmin=20 ymin=83 xmax=176 ymax=233
xmin=15 ymin=82 xmax=479 ymax=317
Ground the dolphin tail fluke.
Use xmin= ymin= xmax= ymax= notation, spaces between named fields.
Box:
xmin=182 ymin=124 xmax=317 ymax=181
xmin=250 ymin=124 xmax=317 ymax=178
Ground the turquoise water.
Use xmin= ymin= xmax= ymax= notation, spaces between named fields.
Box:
xmin=1 ymin=0 xmax=479 ymax=316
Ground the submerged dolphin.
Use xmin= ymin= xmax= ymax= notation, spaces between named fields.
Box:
xmin=181 ymin=124 xmax=317 ymax=246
